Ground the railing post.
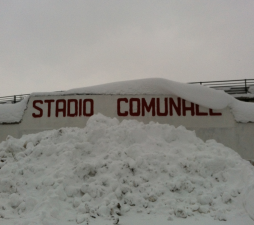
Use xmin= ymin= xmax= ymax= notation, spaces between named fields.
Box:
xmin=14 ymin=95 xmax=16 ymax=103
xmin=245 ymin=79 xmax=247 ymax=94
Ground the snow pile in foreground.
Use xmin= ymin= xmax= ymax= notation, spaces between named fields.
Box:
xmin=0 ymin=114 xmax=253 ymax=225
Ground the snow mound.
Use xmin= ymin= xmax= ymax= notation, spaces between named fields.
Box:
xmin=230 ymin=100 xmax=254 ymax=123
xmin=249 ymin=85 xmax=254 ymax=94
xmin=0 ymin=96 xmax=29 ymax=123
xmin=0 ymin=114 xmax=253 ymax=224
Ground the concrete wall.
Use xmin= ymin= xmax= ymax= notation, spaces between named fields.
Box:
xmin=0 ymin=94 xmax=253 ymax=159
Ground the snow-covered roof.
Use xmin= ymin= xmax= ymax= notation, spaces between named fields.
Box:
xmin=1 ymin=78 xmax=254 ymax=123
xmin=33 ymin=78 xmax=233 ymax=110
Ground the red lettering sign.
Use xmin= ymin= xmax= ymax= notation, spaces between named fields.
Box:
xmin=182 ymin=100 xmax=195 ymax=116
xmin=32 ymin=99 xmax=94 ymax=118
xmin=209 ymin=109 xmax=222 ymax=116
xmin=169 ymin=98 xmax=181 ymax=116
xmin=67 ymin=99 xmax=78 ymax=117
xmin=116 ymin=97 xmax=222 ymax=117
xmin=56 ymin=99 xmax=66 ymax=117
xmin=32 ymin=100 xmax=43 ymax=118
xmin=117 ymin=98 xmax=128 ymax=116
xmin=196 ymin=105 xmax=208 ymax=116
xmin=142 ymin=98 xmax=155 ymax=116
xmin=157 ymin=98 xmax=168 ymax=116
xmin=32 ymin=97 xmax=222 ymax=119
xmin=83 ymin=99 xmax=94 ymax=116
xmin=130 ymin=98 xmax=140 ymax=116
xmin=44 ymin=100 xmax=54 ymax=117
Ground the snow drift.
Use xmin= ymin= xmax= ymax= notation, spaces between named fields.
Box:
xmin=0 ymin=114 xmax=254 ymax=225
xmin=0 ymin=96 xmax=29 ymax=123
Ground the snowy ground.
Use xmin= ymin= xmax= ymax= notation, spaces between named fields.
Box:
xmin=4 ymin=213 xmax=254 ymax=225
xmin=0 ymin=114 xmax=254 ymax=225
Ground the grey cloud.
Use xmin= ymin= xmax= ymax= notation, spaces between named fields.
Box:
xmin=0 ymin=1 xmax=254 ymax=95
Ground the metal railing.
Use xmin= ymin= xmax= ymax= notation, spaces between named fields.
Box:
xmin=189 ymin=79 xmax=254 ymax=95
xmin=0 ymin=94 xmax=30 ymax=104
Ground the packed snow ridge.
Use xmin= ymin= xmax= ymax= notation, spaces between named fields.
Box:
xmin=1 ymin=78 xmax=254 ymax=123
xmin=0 ymin=114 xmax=254 ymax=224
xmin=0 ymin=96 xmax=29 ymax=123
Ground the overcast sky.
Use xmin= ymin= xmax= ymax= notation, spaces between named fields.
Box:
xmin=1 ymin=1 xmax=254 ymax=96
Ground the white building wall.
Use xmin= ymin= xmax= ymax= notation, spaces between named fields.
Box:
xmin=0 ymin=94 xmax=253 ymax=159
